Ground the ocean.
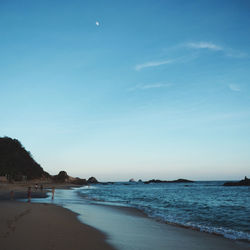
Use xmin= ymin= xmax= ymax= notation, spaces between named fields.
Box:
xmin=77 ymin=181 xmax=250 ymax=242
xmin=31 ymin=181 xmax=250 ymax=243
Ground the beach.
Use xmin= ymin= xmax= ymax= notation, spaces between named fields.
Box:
xmin=1 ymin=183 xmax=249 ymax=250
xmin=0 ymin=184 xmax=114 ymax=250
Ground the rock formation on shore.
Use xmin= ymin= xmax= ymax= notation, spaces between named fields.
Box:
xmin=53 ymin=171 xmax=88 ymax=185
xmin=87 ymin=176 xmax=98 ymax=184
xmin=0 ymin=137 xmax=98 ymax=185
xmin=53 ymin=171 xmax=69 ymax=182
xmin=0 ymin=137 xmax=50 ymax=181
xmin=223 ymin=176 xmax=250 ymax=186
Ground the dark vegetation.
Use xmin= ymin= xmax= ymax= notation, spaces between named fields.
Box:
xmin=0 ymin=137 xmax=98 ymax=185
xmin=0 ymin=137 xmax=49 ymax=181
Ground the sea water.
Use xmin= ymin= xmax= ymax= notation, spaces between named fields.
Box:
xmin=76 ymin=181 xmax=250 ymax=242
xmin=30 ymin=181 xmax=250 ymax=242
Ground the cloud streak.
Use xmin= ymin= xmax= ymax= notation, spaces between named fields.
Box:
xmin=135 ymin=59 xmax=173 ymax=71
xmin=185 ymin=41 xmax=247 ymax=58
xmin=128 ymin=82 xmax=172 ymax=91
xmin=229 ymin=84 xmax=241 ymax=92
xmin=186 ymin=42 xmax=223 ymax=51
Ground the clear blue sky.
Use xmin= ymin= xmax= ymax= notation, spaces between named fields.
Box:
xmin=1 ymin=0 xmax=250 ymax=181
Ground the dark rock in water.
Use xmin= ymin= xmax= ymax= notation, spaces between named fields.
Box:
xmin=0 ymin=136 xmax=50 ymax=181
xmin=144 ymin=179 xmax=165 ymax=184
xmin=223 ymin=176 xmax=250 ymax=186
xmin=172 ymin=178 xmax=194 ymax=183
xmin=100 ymin=182 xmax=114 ymax=185
xmin=144 ymin=178 xmax=194 ymax=184
xmin=129 ymin=178 xmax=135 ymax=182
xmin=138 ymin=179 xmax=143 ymax=183
xmin=87 ymin=176 xmax=98 ymax=184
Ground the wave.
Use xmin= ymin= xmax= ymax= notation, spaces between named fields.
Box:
xmin=76 ymin=184 xmax=250 ymax=242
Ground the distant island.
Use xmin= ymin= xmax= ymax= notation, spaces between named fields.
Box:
xmin=0 ymin=137 xmax=98 ymax=185
xmin=2 ymin=137 xmax=248 ymax=188
xmin=144 ymin=179 xmax=194 ymax=184
xmin=223 ymin=176 xmax=250 ymax=186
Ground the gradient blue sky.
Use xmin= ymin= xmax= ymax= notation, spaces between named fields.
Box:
xmin=1 ymin=0 xmax=250 ymax=181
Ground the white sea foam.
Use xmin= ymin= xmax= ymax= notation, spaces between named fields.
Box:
xmin=78 ymin=182 xmax=250 ymax=242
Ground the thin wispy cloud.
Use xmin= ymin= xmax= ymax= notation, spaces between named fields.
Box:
xmin=185 ymin=41 xmax=247 ymax=58
xmin=128 ymin=82 xmax=172 ymax=91
xmin=186 ymin=42 xmax=223 ymax=51
xmin=135 ymin=59 xmax=173 ymax=71
xmin=229 ymin=84 xmax=241 ymax=92
xmin=225 ymin=50 xmax=248 ymax=58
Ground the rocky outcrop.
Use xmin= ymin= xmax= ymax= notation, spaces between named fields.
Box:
xmin=144 ymin=178 xmax=194 ymax=184
xmin=0 ymin=136 xmax=99 ymax=186
xmin=0 ymin=137 xmax=50 ymax=181
xmin=223 ymin=176 xmax=250 ymax=186
xmin=87 ymin=176 xmax=98 ymax=184
xmin=53 ymin=172 xmax=88 ymax=185
xmin=53 ymin=171 xmax=69 ymax=183
xmin=71 ymin=177 xmax=88 ymax=185
xmin=172 ymin=179 xmax=194 ymax=183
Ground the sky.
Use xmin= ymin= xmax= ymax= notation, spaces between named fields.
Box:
xmin=0 ymin=0 xmax=250 ymax=181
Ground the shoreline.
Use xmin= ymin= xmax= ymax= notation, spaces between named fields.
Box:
xmin=0 ymin=201 xmax=115 ymax=250
xmin=1 ymin=183 xmax=249 ymax=250
xmin=66 ymin=196 xmax=250 ymax=250
xmin=0 ymin=183 xmax=115 ymax=250
xmin=86 ymin=202 xmax=250 ymax=244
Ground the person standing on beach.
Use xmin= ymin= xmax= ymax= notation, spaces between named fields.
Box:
xmin=10 ymin=190 xmax=14 ymax=200
xmin=52 ymin=187 xmax=55 ymax=200
xmin=27 ymin=187 xmax=31 ymax=202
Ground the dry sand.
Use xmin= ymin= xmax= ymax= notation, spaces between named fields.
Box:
xmin=0 ymin=201 xmax=115 ymax=250
xmin=0 ymin=183 xmax=115 ymax=250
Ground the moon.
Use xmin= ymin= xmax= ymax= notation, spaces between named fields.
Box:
xmin=95 ymin=21 xmax=100 ymax=26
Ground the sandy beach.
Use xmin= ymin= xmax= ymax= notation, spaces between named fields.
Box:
xmin=0 ymin=184 xmax=115 ymax=250
xmin=1 ymin=183 xmax=249 ymax=250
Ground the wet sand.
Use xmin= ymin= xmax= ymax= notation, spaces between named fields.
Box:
xmin=68 ymin=202 xmax=250 ymax=250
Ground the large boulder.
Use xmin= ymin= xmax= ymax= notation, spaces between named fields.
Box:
xmin=87 ymin=176 xmax=98 ymax=184
xmin=53 ymin=171 xmax=69 ymax=183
